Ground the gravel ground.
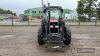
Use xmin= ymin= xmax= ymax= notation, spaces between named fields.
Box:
xmin=0 ymin=26 xmax=100 ymax=56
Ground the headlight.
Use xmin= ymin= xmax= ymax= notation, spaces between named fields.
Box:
xmin=50 ymin=25 xmax=53 ymax=28
xmin=55 ymin=25 xmax=59 ymax=28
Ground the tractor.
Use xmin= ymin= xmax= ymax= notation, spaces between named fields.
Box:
xmin=37 ymin=6 xmax=71 ymax=49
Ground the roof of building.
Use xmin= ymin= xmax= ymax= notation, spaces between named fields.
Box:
xmin=24 ymin=7 xmax=42 ymax=12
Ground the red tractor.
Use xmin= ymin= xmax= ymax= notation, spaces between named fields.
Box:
xmin=38 ymin=6 xmax=71 ymax=48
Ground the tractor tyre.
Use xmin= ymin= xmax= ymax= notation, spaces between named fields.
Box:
xmin=37 ymin=28 xmax=45 ymax=45
xmin=63 ymin=27 xmax=71 ymax=45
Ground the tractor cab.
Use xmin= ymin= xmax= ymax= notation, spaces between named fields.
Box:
xmin=43 ymin=6 xmax=64 ymax=34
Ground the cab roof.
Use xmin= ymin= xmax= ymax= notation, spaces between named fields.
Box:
xmin=44 ymin=6 xmax=63 ymax=10
xmin=44 ymin=6 xmax=63 ymax=13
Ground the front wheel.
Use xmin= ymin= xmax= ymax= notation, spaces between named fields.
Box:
xmin=37 ymin=28 xmax=45 ymax=45
xmin=38 ymin=39 xmax=45 ymax=45
xmin=63 ymin=27 xmax=71 ymax=45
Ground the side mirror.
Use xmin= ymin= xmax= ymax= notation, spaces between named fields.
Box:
xmin=61 ymin=10 xmax=63 ymax=12
xmin=43 ymin=9 xmax=46 ymax=13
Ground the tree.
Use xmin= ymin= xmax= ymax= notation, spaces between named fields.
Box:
xmin=77 ymin=0 xmax=86 ymax=22
xmin=0 ymin=8 xmax=16 ymax=16
xmin=77 ymin=0 xmax=98 ymax=22
xmin=0 ymin=8 xmax=4 ymax=14
xmin=96 ymin=2 xmax=100 ymax=20
xmin=11 ymin=12 xmax=16 ymax=16
xmin=84 ymin=0 xmax=97 ymax=21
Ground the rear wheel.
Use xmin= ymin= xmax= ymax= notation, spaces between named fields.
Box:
xmin=63 ymin=27 xmax=71 ymax=45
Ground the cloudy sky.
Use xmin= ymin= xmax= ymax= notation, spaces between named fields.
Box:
xmin=0 ymin=0 xmax=99 ymax=15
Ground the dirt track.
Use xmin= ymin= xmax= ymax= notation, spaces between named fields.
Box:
xmin=0 ymin=26 xmax=100 ymax=56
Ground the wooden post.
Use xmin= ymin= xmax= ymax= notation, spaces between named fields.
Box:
xmin=12 ymin=15 xmax=14 ymax=26
xmin=28 ymin=16 xmax=30 ymax=26
xmin=95 ymin=15 xmax=97 ymax=26
xmin=79 ymin=19 xmax=80 ymax=26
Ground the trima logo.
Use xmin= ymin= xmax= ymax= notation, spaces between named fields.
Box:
xmin=77 ymin=48 xmax=95 ymax=53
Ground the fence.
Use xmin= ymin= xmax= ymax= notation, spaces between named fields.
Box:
xmin=0 ymin=16 xmax=100 ymax=26
xmin=0 ymin=16 xmax=41 ymax=26
xmin=65 ymin=15 xmax=100 ymax=26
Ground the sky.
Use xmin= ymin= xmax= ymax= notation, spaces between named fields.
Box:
xmin=0 ymin=0 xmax=99 ymax=15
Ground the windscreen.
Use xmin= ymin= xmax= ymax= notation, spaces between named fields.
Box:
xmin=50 ymin=10 xmax=61 ymax=19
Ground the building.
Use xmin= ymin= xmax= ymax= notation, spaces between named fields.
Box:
xmin=19 ymin=14 xmax=29 ymax=21
xmin=24 ymin=7 xmax=43 ymax=19
xmin=21 ymin=7 xmax=73 ymax=21
xmin=0 ymin=14 xmax=12 ymax=20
